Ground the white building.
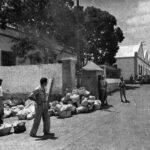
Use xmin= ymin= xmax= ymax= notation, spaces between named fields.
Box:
xmin=116 ymin=42 xmax=150 ymax=80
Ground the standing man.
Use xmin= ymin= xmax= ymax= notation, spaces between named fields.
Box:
xmin=0 ymin=79 xmax=4 ymax=126
xmin=99 ymin=75 xmax=108 ymax=107
xmin=29 ymin=77 xmax=55 ymax=137
xmin=118 ymin=77 xmax=128 ymax=103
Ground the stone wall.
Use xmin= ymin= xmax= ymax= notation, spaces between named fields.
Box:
xmin=116 ymin=57 xmax=134 ymax=80
xmin=106 ymin=78 xmax=120 ymax=93
xmin=0 ymin=64 xmax=62 ymax=94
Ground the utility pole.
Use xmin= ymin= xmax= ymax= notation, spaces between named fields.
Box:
xmin=76 ymin=0 xmax=81 ymax=88
xmin=77 ymin=0 xmax=79 ymax=7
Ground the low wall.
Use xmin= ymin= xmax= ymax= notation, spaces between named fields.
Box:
xmin=106 ymin=78 xmax=119 ymax=93
xmin=0 ymin=64 xmax=62 ymax=94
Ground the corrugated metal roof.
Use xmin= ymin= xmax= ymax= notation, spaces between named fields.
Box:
xmin=82 ymin=61 xmax=103 ymax=71
xmin=116 ymin=43 xmax=141 ymax=58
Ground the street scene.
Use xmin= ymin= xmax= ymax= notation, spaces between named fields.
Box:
xmin=1 ymin=85 xmax=150 ymax=150
xmin=0 ymin=0 xmax=150 ymax=150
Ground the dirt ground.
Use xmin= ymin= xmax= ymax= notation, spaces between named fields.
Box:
xmin=1 ymin=84 xmax=150 ymax=150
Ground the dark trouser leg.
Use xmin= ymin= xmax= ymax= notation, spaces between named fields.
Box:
xmin=42 ymin=104 xmax=50 ymax=134
xmin=101 ymin=90 xmax=105 ymax=106
xmin=104 ymin=91 xmax=108 ymax=105
xmin=30 ymin=106 xmax=43 ymax=136
xmin=0 ymin=105 xmax=4 ymax=125
xmin=123 ymin=90 xmax=127 ymax=101
xmin=120 ymin=90 xmax=123 ymax=102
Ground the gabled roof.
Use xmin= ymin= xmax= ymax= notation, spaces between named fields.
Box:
xmin=116 ymin=43 xmax=141 ymax=58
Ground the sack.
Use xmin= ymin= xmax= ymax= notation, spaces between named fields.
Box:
xmin=94 ymin=100 xmax=101 ymax=110
xmin=54 ymin=104 xmax=63 ymax=112
xmin=66 ymin=104 xmax=76 ymax=112
xmin=70 ymin=94 xmax=80 ymax=103
xmin=84 ymin=90 xmax=90 ymax=96
xmin=17 ymin=109 xmax=29 ymax=120
xmin=0 ymin=123 xmax=12 ymax=136
xmin=78 ymin=87 xmax=86 ymax=95
xmin=88 ymin=96 xmax=96 ymax=100
xmin=48 ymin=109 xmax=55 ymax=117
xmin=11 ymin=107 xmax=20 ymax=116
xmin=72 ymin=88 xmax=78 ymax=95
xmin=87 ymin=100 xmax=94 ymax=111
xmin=24 ymin=103 xmax=35 ymax=115
xmin=17 ymin=105 xmax=24 ymax=110
xmin=26 ymin=113 xmax=34 ymax=120
xmin=13 ymin=121 xmax=26 ymax=133
xmin=4 ymin=108 xmax=12 ymax=118
xmin=81 ymin=98 xmax=88 ymax=107
xmin=59 ymin=110 xmax=72 ymax=118
xmin=76 ymin=106 xmax=88 ymax=114
xmin=3 ymin=100 xmax=13 ymax=107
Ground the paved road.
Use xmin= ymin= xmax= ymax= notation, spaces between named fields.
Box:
xmin=1 ymin=85 xmax=150 ymax=150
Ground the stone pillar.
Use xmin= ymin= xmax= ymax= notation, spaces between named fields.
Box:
xmin=62 ymin=58 xmax=77 ymax=94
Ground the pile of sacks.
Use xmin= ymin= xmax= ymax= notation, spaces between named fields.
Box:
xmin=3 ymin=99 xmax=36 ymax=120
xmin=50 ymin=101 xmax=76 ymax=118
xmin=49 ymin=87 xmax=101 ymax=118
xmin=17 ymin=100 xmax=36 ymax=120
xmin=3 ymin=99 xmax=25 ymax=118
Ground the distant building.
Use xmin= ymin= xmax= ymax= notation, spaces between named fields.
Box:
xmin=116 ymin=42 xmax=150 ymax=80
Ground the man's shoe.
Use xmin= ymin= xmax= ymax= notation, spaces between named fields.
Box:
xmin=44 ymin=132 xmax=55 ymax=136
xmin=30 ymin=133 xmax=37 ymax=137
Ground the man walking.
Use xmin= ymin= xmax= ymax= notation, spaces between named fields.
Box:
xmin=0 ymin=79 xmax=4 ymax=126
xmin=118 ymin=77 xmax=128 ymax=103
xmin=29 ymin=77 xmax=54 ymax=137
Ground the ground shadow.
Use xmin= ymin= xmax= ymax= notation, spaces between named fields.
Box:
xmin=101 ymin=104 xmax=113 ymax=109
xmin=0 ymin=132 xmax=13 ymax=137
xmin=108 ymin=85 xmax=140 ymax=96
xmin=126 ymin=85 xmax=140 ymax=90
xmin=122 ymin=100 xmax=130 ymax=103
xmin=100 ymin=105 xmax=120 ymax=113
xmin=35 ymin=135 xmax=58 ymax=141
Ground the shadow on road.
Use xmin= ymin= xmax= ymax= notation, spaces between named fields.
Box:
xmin=126 ymin=85 xmax=140 ymax=90
xmin=108 ymin=85 xmax=140 ymax=96
xmin=35 ymin=135 xmax=58 ymax=141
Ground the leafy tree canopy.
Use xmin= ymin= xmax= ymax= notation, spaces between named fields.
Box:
xmin=0 ymin=1 xmax=124 ymax=65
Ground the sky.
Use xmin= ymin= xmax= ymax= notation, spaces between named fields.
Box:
xmin=77 ymin=0 xmax=150 ymax=52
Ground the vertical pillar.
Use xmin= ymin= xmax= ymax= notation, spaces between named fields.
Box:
xmin=62 ymin=58 xmax=77 ymax=94
xmin=134 ymin=52 xmax=138 ymax=79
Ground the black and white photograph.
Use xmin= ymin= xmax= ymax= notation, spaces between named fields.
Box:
xmin=0 ymin=0 xmax=150 ymax=150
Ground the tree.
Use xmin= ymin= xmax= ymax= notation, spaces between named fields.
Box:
xmin=0 ymin=1 xmax=124 ymax=65
xmin=83 ymin=7 xmax=124 ymax=65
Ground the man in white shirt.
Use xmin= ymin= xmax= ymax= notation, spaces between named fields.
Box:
xmin=0 ymin=79 xmax=4 ymax=126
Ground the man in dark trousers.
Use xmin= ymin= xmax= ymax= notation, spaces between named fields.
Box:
xmin=118 ymin=77 xmax=128 ymax=103
xmin=29 ymin=77 xmax=54 ymax=137
xmin=99 ymin=75 xmax=108 ymax=108
xmin=0 ymin=79 xmax=4 ymax=126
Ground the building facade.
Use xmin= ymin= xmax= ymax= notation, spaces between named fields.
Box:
xmin=116 ymin=42 xmax=150 ymax=80
xmin=0 ymin=27 xmax=76 ymax=66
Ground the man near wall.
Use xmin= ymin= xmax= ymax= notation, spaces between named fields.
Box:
xmin=29 ymin=77 xmax=55 ymax=137
xmin=118 ymin=77 xmax=129 ymax=103
xmin=99 ymin=75 xmax=108 ymax=108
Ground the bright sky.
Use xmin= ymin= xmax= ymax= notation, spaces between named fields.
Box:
xmin=78 ymin=0 xmax=150 ymax=52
